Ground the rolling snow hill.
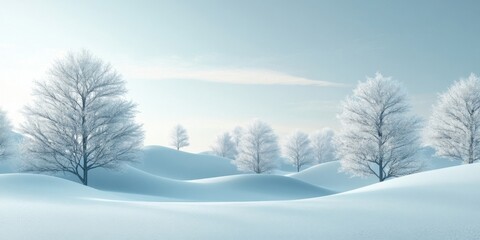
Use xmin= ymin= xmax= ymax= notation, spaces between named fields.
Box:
xmin=133 ymin=146 xmax=240 ymax=179
xmin=0 ymin=163 xmax=478 ymax=239
xmin=289 ymin=161 xmax=377 ymax=192
xmin=289 ymin=146 xmax=461 ymax=191
xmin=87 ymin=165 xmax=333 ymax=201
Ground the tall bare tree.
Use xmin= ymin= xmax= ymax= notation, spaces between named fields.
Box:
xmin=284 ymin=131 xmax=314 ymax=172
xmin=428 ymin=74 xmax=480 ymax=164
xmin=234 ymin=119 xmax=279 ymax=173
xmin=22 ymin=50 xmax=144 ymax=185
xmin=336 ymin=73 xmax=422 ymax=182
xmin=170 ymin=124 xmax=189 ymax=150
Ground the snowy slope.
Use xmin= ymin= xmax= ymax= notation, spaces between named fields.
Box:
xmin=289 ymin=161 xmax=377 ymax=191
xmin=289 ymin=147 xmax=461 ymax=192
xmin=133 ymin=146 xmax=240 ymax=179
xmin=87 ymin=165 xmax=332 ymax=201
xmin=1 ymin=163 xmax=479 ymax=239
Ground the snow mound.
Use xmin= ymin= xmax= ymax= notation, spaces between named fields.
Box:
xmin=133 ymin=146 xmax=240 ymax=180
xmin=88 ymin=165 xmax=333 ymax=201
xmin=289 ymin=161 xmax=377 ymax=191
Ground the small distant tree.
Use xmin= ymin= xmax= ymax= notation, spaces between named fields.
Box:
xmin=284 ymin=131 xmax=314 ymax=172
xmin=170 ymin=124 xmax=189 ymax=150
xmin=21 ymin=50 xmax=144 ymax=186
xmin=336 ymin=73 xmax=422 ymax=182
xmin=428 ymin=74 xmax=480 ymax=164
xmin=211 ymin=132 xmax=237 ymax=159
xmin=234 ymin=119 xmax=279 ymax=173
xmin=231 ymin=126 xmax=244 ymax=148
xmin=311 ymin=128 xmax=337 ymax=163
xmin=0 ymin=109 xmax=13 ymax=161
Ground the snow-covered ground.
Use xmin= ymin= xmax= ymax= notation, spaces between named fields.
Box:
xmin=0 ymin=145 xmax=475 ymax=239
xmin=1 ymin=163 xmax=478 ymax=239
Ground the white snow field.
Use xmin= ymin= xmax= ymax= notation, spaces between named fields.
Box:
xmin=0 ymin=163 xmax=478 ymax=239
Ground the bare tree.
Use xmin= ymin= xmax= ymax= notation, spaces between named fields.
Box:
xmin=170 ymin=124 xmax=189 ymax=150
xmin=211 ymin=132 xmax=237 ymax=159
xmin=0 ymin=109 xmax=13 ymax=161
xmin=284 ymin=131 xmax=314 ymax=172
xmin=428 ymin=73 xmax=480 ymax=164
xmin=234 ymin=119 xmax=279 ymax=173
xmin=310 ymin=128 xmax=337 ymax=164
xmin=336 ymin=73 xmax=422 ymax=182
xmin=21 ymin=50 xmax=144 ymax=186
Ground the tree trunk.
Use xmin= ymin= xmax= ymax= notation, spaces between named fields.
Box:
xmin=378 ymin=113 xmax=385 ymax=182
xmin=378 ymin=162 xmax=384 ymax=182
xmin=81 ymin=97 xmax=88 ymax=186
xmin=378 ymin=131 xmax=384 ymax=182
xmin=469 ymin=130 xmax=474 ymax=164
xmin=83 ymin=168 xmax=88 ymax=186
xmin=256 ymin=151 xmax=260 ymax=174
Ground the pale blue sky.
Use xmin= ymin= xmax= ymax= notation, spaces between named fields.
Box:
xmin=0 ymin=0 xmax=479 ymax=151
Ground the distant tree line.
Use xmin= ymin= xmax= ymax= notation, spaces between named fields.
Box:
xmin=0 ymin=50 xmax=479 ymax=185
xmin=206 ymin=72 xmax=480 ymax=181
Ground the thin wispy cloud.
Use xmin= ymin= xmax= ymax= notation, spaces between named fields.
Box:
xmin=121 ymin=63 xmax=346 ymax=87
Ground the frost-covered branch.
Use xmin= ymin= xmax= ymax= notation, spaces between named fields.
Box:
xmin=234 ymin=119 xmax=279 ymax=173
xmin=427 ymin=74 xmax=480 ymax=164
xmin=21 ymin=50 xmax=144 ymax=186
xmin=336 ymin=73 xmax=422 ymax=182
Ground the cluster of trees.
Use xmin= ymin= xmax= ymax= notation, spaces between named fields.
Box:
xmin=0 ymin=50 xmax=479 ymax=185
xmin=206 ymin=121 xmax=337 ymax=173
xmin=204 ymin=72 xmax=480 ymax=182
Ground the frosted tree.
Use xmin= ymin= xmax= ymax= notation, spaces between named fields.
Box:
xmin=0 ymin=109 xmax=13 ymax=161
xmin=336 ymin=73 xmax=422 ymax=182
xmin=234 ymin=119 xmax=279 ymax=173
xmin=310 ymin=128 xmax=337 ymax=163
xmin=284 ymin=131 xmax=314 ymax=172
xmin=211 ymin=132 xmax=237 ymax=159
xmin=21 ymin=50 xmax=144 ymax=186
xmin=170 ymin=124 xmax=189 ymax=150
xmin=427 ymin=74 xmax=480 ymax=164
xmin=231 ymin=126 xmax=244 ymax=148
